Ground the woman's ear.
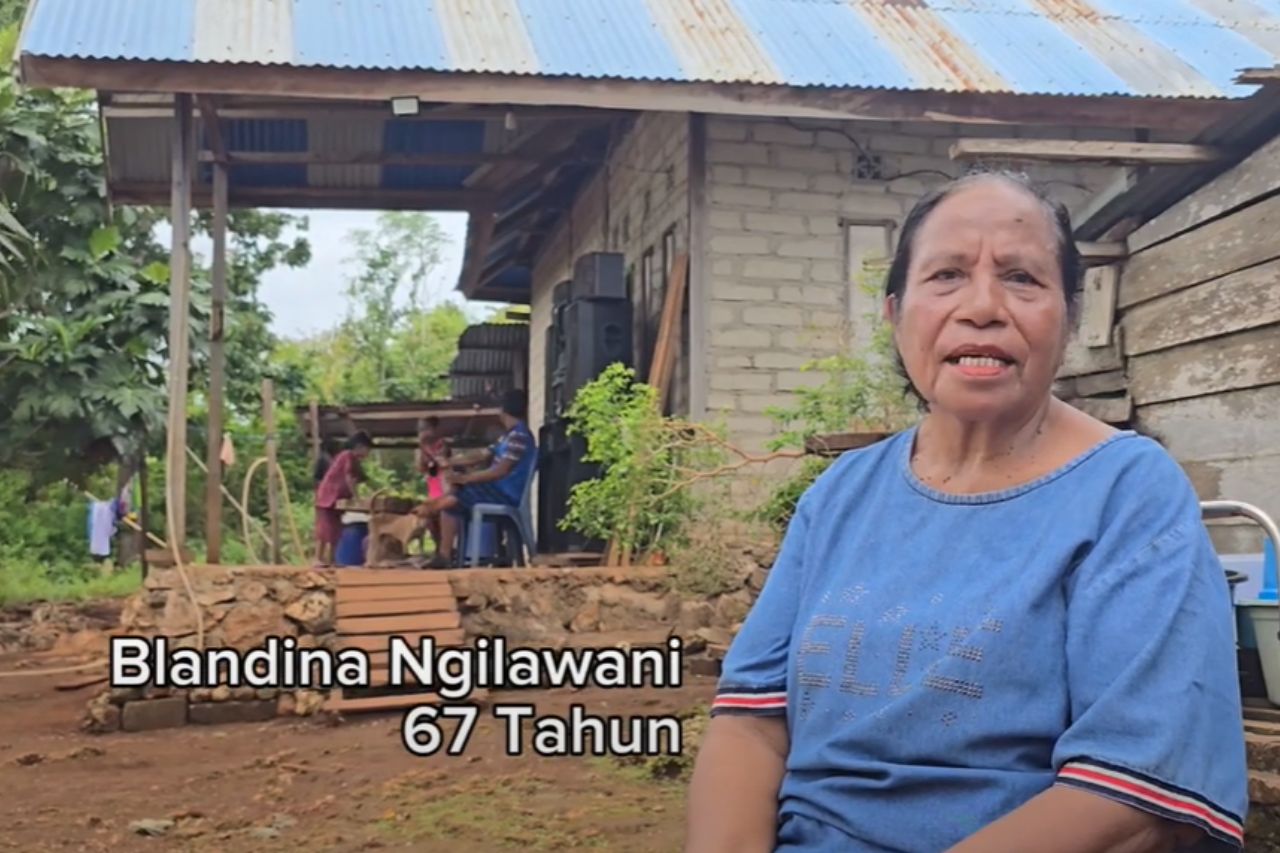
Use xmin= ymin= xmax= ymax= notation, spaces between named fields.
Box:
xmin=883 ymin=294 xmax=899 ymax=326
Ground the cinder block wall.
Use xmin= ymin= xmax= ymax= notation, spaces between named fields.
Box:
xmin=702 ymin=116 xmax=1129 ymax=463
xmin=526 ymin=112 xmax=1161 ymax=514
xmin=527 ymin=112 xmax=692 ymax=443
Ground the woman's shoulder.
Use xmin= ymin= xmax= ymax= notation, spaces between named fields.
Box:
xmin=1078 ymin=431 xmax=1207 ymax=539
xmin=1086 ymin=431 xmax=1194 ymax=495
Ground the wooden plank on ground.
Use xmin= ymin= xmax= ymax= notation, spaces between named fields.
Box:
xmin=336 ymin=596 xmax=456 ymax=618
xmin=1121 ymin=260 xmax=1280 ymax=357
xmin=1129 ymin=132 xmax=1280 ymax=253
xmin=334 ymin=568 xmax=453 ymax=587
xmin=1119 ymin=193 xmax=1280 ymax=309
xmin=337 ymin=612 xmax=461 ymax=636
xmin=530 ymin=553 xmax=604 ymax=567
xmin=361 ymin=630 xmax=466 ymax=661
xmin=338 ymin=629 xmax=465 ymax=654
xmin=326 ymin=688 xmax=490 ymax=714
xmin=335 ymin=583 xmax=454 ymax=605
xmin=55 ymin=671 xmax=108 ymax=691
xmin=1129 ymin=326 xmax=1280 ymax=406
xmin=949 ymin=139 xmax=1223 ymax=165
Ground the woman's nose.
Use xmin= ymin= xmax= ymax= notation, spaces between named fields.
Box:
xmin=955 ymin=273 xmax=1005 ymax=325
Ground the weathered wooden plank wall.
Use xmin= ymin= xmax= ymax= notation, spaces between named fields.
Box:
xmin=1115 ymin=139 xmax=1280 ymax=553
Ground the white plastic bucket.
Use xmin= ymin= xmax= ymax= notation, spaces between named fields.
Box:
xmin=1244 ymin=603 xmax=1280 ymax=706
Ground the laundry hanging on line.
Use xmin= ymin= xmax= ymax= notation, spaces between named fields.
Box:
xmin=85 ymin=478 xmax=135 ymax=558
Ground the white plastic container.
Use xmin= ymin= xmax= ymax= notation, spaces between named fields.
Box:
xmin=1244 ymin=603 xmax=1280 ymax=706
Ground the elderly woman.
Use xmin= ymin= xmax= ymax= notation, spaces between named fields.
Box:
xmin=686 ymin=173 xmax=1247 ymax=853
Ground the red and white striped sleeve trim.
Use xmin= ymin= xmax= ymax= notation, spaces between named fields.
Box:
xmin=1056 ymin=760 xmax=1243 ymax=848
xmin=710 ymin=688 xmax=787 ymax=715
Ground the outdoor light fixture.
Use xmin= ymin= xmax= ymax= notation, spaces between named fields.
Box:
xmin=391 ymin=96 xmax=420 ymax=117
xmin=505 ymin=110 xmax=517 ymax=131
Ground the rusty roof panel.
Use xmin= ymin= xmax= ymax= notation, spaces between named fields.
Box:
xmin=19 ymin=0 xmax=1280 ymax=98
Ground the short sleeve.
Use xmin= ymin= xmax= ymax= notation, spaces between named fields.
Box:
xmin=499 ymin=429 xmax=529 ymax=464
xmin=1052 ymin=500 xmax=1248 ymax=849
xmin=711 ymin=491 xmax=810 ymax=718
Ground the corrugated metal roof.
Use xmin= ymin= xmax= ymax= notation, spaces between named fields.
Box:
xmin=19 ymin=0 xmax=1280 ymax=98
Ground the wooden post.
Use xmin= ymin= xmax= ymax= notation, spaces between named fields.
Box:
xmin=138 ymin=451 xmax=149 ymax=580
xmin=309 ymin=399 xmax=321 ymax=470
xmin=262 ymin=378 xmax=282 ymax=564
xmin=164 ymin=93 xmax=195 ymax=552
xmin=205 ymin=162 xmax=229 ymax=563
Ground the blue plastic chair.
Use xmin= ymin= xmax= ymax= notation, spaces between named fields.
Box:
xmin=461 ymin=468 xmax=537 ymax=567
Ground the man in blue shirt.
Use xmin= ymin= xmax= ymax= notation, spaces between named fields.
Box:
xmin=417 ymin=389 xmax=536 ymax=567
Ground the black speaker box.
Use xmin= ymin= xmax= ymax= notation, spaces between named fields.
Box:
xmin=560 ymin=297 xmax=633 ymax=401
xmin=537 ymin=419 xmax=604 ymax=554
xmin=571 ymin=252 xmax=626 ymax=301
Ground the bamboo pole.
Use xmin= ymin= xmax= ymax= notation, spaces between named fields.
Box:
xmin=262 ymin=379 xmax=282 ymax=564
xmin=163 ymin=93 xmax=195 ymax=550
xmin=205 ymin=162 xmax=229 ymax=563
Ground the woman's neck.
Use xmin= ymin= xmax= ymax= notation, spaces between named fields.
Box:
xmin=912 ymin=398 xmax=1058 ymax=492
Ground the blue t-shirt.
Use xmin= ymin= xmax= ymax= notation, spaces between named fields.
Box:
xmin=492 ymin=420 xmax=536 ymax=504
xmin=715 ymin=426 xmax=1247 ymax=852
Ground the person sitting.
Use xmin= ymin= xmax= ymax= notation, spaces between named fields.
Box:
xmin=313 ymin=431 xmax=372 ymax=567
xmin=416 ymin=389 xmax=536 ymax=568
xmin=684 ymin=171 xmax=1247 ymax=853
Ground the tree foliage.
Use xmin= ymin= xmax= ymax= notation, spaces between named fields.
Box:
xmin=274 ymin=213 xmax=463 ymax=405
xmin=560 ymin=364 xmax=723 ymax=563
xmin=0 ymin=4 xmax=311 ymax=485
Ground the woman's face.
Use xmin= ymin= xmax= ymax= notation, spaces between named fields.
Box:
xmin=889 ymin=180 xmax=1069 ymax=424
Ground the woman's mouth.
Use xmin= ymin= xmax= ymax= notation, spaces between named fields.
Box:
xmin=944 ymin=350 xmax=1015 ymax=378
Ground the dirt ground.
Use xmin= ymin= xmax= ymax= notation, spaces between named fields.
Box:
xmin=0 ymin=641 xmax=717 ymax=852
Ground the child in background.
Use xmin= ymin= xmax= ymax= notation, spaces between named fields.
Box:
xmin=314 ymin=432 xmax=372 ymax=566
xmin=416 ymin=418 xmax=448 ymax=552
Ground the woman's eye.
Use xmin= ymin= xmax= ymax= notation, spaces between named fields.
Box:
xmin=931 ymin=269 xmax=961 ymax=281
xmin=1006 ymin=271 xmax=1039 ymax=286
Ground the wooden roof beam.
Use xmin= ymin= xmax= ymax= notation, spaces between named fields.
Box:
xmin=110 ymin=183 xmax=491 ymax=211
xmin=950 ymin=139 xmax=1225 ymax=165
xmin=195 ymin=150 xmax=536 ymax=167
xmin=195 ymin=95 xmax=228 ymax=163
xmin=19 ymin=58 xmax=1235 ymax=132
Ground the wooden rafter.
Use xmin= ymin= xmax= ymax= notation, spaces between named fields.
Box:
xmin=19 ymin=58 xmax=1234 ymax=132
xmin=195 ymin=95 xmax=228 ymax=163
xmin=110 ymin=183 xmax=491 ymax=211
xmin=949 ymin=139 xmax=1225 ymax=165
xmin=196 ymin=150 xmax=537 ymax=167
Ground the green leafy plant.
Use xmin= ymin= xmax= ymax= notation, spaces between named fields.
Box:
xmin=755 ymin=265 xmax=917 ymax=532
xmin=559 ymin=363 xmax=724 ymax=565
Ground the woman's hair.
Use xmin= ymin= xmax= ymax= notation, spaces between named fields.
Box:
xmin=345 ymin=431 xmax=373 ymax=451
xmin=882 ymin=170 xmax=1082 ymax=405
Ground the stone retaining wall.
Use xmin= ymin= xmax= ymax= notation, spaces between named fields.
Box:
xmin=84 ymin=566 xmax=338 ymax=733
xmin=83 ymin=545 xmax=775 ymax=733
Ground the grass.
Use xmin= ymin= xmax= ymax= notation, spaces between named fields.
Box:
xmin=374 ymin=772 xmax=684 ymax=851
xmin=0 ymin=559 xmax=142 ymax=607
